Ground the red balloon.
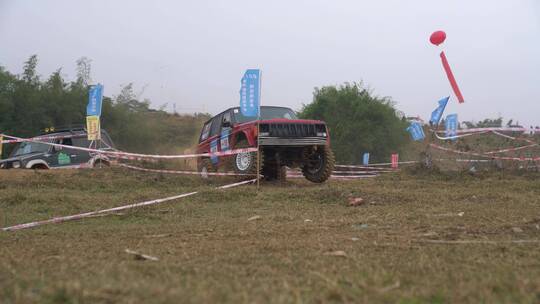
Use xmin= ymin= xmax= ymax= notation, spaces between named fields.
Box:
xmin=430 ymin=30 xmax=446 ymax=46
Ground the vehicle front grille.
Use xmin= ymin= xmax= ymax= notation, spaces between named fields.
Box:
xmin=259 ymin=137 xmax=327 ymax=146
xmin=260 ymin=123 xmax=325 ymax=137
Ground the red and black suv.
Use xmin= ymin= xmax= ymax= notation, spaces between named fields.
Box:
xmin=197 ymin=106 xmax=335 ymax=183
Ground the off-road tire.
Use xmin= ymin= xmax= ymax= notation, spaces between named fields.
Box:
xmin=301 ymin=145 xmax=335 ymax=183
xmin=232 ymin=139 xmax=262 ymax=177
xmin=197 ymin=158 xmax=215 ymax=178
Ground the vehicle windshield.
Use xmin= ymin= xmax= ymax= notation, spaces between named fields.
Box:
xmin=233 ymin=107 xmax=298 ymax=123
xmin=11 ymin=141 xmax=50 ymax=156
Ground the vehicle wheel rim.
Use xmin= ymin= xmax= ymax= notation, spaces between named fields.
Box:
xmin=307 ymin=153 xmax=323 ymax=174
xmin=236 ymin=152 xmax=252 ymax=171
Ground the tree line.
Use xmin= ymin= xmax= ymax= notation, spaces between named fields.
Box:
xmin=1 ymin=56 xmax=415 ymax=163
xmin=0 ymin=55 xmax=209 ymax=154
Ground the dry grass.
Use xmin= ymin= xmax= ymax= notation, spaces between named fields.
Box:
xmin=1 ymin=168 xmax=539 ymax=303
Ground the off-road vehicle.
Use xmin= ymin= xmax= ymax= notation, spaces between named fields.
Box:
xmin=196 ymin=106 xmax=334 ymax=182
xmin=0 ymin=127 xmax=115 ymax=169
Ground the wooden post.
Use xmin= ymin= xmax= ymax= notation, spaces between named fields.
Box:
xmin=256 ymin=71 xmax=262 ymax=190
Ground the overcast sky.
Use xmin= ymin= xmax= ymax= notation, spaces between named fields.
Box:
xmin=1 ymin=0 xmax=539 ymax=125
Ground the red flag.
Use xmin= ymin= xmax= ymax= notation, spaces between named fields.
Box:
xmin=440 ymin=51 xmax=465 ymax=103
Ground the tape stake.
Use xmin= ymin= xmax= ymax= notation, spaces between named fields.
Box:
xmin=391 ymin=154 xmax=399 ymax=169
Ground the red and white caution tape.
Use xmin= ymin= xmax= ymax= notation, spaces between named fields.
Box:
xmin=0 ymin=133 xmax=86 ymax=144
xmin=330 ymin=170 xmax=383 ymax=174
xmin=330 ymin=174 xmax=378 ymax=179
xmin=433 ymin=130 xmax=490 ymax=140
xmin=436 ymin=127 xmax=539 ymax=135
xmin=482 ymin=143 xmax=538 ymax=155
xmin=119 ymin=163 xmax=254 ymax=176
xmin=491 ymin=131 xmax=537 ymax=145
xmin=1 ymin=134 xmax=257 ymax=161
xmin=286 ymin=174 xmax=378 ymax=179
xmin=1 ymin=179 xmax=256 ymax=232
xmin=433 ymin=129 xmax=539 ymax=145
xmin=335 ymin=161 xmax=418 ymax=169
xmin=430 ymin=143 xmax=540 ymax=161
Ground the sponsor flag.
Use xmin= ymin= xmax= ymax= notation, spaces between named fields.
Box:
xmin=86 ymin=116 xmax=101 ymax=140
xmin=87 ymin=84 xmax=103 ymax=117
xmin=239 ymin=69 xmax=260 ymax=117
xmin=445 ymin=114 xmax=458 ymax=138
xmin=430 ymin=96 xmax=449 ymax=125
xmin=406 ymin=122 xmax=425 ymax=141
xmin=362 ymin=152 xmax=370 ymax=166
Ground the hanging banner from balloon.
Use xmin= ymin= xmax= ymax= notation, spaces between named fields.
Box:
xmin=430 ymin=31 xmax=465 ymax=103
xmin=430 ymin=96 xmax=449 ymax=126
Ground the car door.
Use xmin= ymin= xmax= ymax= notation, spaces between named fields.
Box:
xmin=208 ymin=113 xmax=223 ymax=166
xmin=48 ymin=137 xmax=79 ymax=168
xmin=72 ymin=137 xmax=92 ymax=165
xmin=219 ymin=110 xmax=233 ymax=162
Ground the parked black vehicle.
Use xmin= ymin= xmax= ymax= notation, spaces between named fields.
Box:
xmin=0 ymin=127 xmax=115 ymax=169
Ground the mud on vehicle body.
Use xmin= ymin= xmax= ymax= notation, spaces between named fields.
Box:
xmin=196 ymin=106 xmax=335 ymax=183
xmin=0 ymin=127 xmax=115 ymax=170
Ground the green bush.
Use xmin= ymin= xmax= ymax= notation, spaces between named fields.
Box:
xmin=299 ymin=83 xmax=409 ymax=164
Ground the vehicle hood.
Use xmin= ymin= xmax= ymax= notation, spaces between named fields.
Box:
xmin=239 ymin=118 xmax=326 ymax=126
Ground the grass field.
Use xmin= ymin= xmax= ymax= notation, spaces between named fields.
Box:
xmin=1 ymin=168 xmax=540 ymax=303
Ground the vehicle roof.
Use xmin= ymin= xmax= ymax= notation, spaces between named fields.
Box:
xmin=204 ymin=106 xmax=295 ymax=124
xmin=39 ymin=127 xmax=110 ymax=136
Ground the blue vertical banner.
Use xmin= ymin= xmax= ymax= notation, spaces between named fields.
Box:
xmin=445 ymin=114 xmax=458 ymax=138
xmin=430 ymin=96 xmax=449 ymax=125
xmin=362 ymin=153 xmax=370 ymax=166
xmin=87 ymin=84 xmax=103 ymax=116
xmin=239 ymin=69 xmax=260 ymax=117
xmin=406 ymin=122 xmax=426 ymax=141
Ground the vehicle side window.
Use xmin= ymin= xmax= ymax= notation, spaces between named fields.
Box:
xmin=222 ymin=111 xmax=231 ymax=126
xmin=200 ymin=122 xmax=211 ymax=142
xmin=73 ymin=137 xmax=91 ymax=148
xmin=209 ymin=114 xmax=223 ymax=137
xmin=59 ymin=138 xmax=73 ymax=146
xmin=54 ymin=136 xmax=74 ymax=153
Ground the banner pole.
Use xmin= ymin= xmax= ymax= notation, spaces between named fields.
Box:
xmin=98 ymin=118 xmax=102 ymax=168
xmin=257 ymin=71 xmax=262 ymax=190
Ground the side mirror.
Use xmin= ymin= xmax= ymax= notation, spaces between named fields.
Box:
xmin=53 ymin=145 xmax=63 ymax=153
xmin=222 ymin=121 xmax=231 ymax=128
